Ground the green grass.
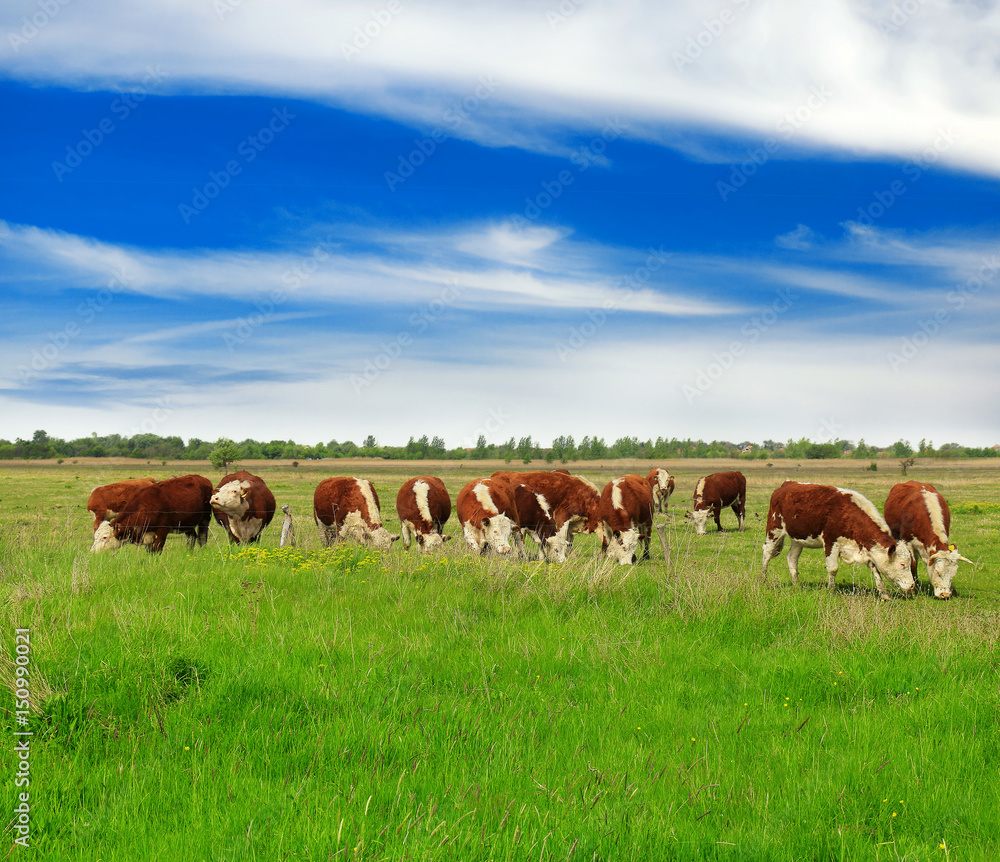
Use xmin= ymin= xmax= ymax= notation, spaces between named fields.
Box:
xmin=2 ymin=458 xmax=999 ymax=860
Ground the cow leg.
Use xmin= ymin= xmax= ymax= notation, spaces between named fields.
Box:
xmin=640 ymin=530 xmax=651 ymax=561
xmin=714 ymin=505 xmax=724 ymax=532
xmin=149 ymin=529 xmax=169 ymax=553
xmin=761 ymin=532 xmax=784 ymax=574
xmin=868 ymin=562 xmax=890 ymax=600
xmin=734 ymin=498 xmax=746 ymax=532
xmin=400 ymin=520 xmax=412 ymax=551
xmin=824 ymin=547 xmax=841 ymax=591
xmin=787 ymin=541 xmax=804 ymax=586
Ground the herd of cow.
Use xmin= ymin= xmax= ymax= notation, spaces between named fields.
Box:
xmin=87 ymin=467 xmax=971 ymax=600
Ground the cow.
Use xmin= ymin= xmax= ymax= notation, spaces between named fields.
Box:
xmin=456 ymin=478 xmax=516 ymax=555
xmin=511 ymin=482 xmax=569 ymax=563
xmin=91 ymin=474 xmax=213 ymax=553
xmin=210 ymin=470 xmax=276 ymax=544
xmin=87 ymin=477 xmax=157 ymax=530
xmin=313 ymin=477 xmax=398 ymax=550
xmin=397 ymin=476 xmax=452 ymax=552
xmin=883 ymin=481 xmax=971 ymax=600
xmin=646 ymin=468 xmax=675 ymax=513
xmin=761 ymin=481 xmax=915 ymax=599
xmin=599 ymin=474 xmax=654 ymax=565
xmin=686 ymin=471 xmax=746 ymax=535
xmin=492 ymin=470 xmax=603 ymax=549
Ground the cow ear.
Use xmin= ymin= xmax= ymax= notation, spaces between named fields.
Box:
xmin=482 ymin=517 xmax=490 ymax=528
xmin=240 ymin=480 xmax=252 ymax=490
xmin=442 ymin=534 xmax=452 ymax=542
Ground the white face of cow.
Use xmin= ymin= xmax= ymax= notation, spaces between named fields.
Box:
xmin=686 ymin=509 xmax=710 ymax=536
xmin=91 ymin=521 xmax=121 ymax=552
xmin=368 ymin=525 xmax=399 ymax=552
xmin=482 ymin=514 xmax=514 ymax=554
xmin=210 ymin=479 xmax=251 ymax=516
xmin=655 ymin=469 xmax=671 ymax=491
xmin=606 ymin=527 xmax=639 ymax=565
xmin=868 ymin=542 xmax=916 ymax=593
xmin=543 ymin=533 xmax=569 ymax=563
xmin=927 ymin=549 xmax=970 ymax=599
xmin=417 ymin=532 xmax=450 ymax=553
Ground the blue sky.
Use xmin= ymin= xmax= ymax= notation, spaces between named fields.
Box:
xmin=2 ymin=0 xmax=999 ymax=448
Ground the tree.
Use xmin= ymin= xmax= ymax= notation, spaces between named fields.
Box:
xmin=209 ymin=438 xmax=242 ymax=472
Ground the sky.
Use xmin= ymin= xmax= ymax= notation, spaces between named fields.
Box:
xmin=1 ymin=0 xmax=999 ymax=449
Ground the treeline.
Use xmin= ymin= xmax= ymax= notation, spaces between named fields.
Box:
xmin=3 ymin=430 xmax=998 ymax=462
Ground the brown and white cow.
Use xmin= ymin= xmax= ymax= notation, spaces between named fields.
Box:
xmin=761 ymin=481 xmax=915 ymax=599
xmin=396 ymin=476 xmax=452 ymax=552
xmin=646 ymin=468 xmax=675 ymax=513
xmin=313 ymin=477 xmax=398 ymax=550
xmin=884 ymin=481 xmax=971 ymax=600
xmin=91 ymin=474 xmax=213 ymax=553
xmin=511 ymin=482 xmax=569 ymax=563
xmin=686 ymin=471 xmax=746 ymax=535
xmin=599 ymin=474 xmax=654 ymax=565
xmin=210 ymin=470 xmax=276 ymax=544
xmin=87 ymin=477 xmax=157 ymax=530
xmin=456 ymin=478 xmax=516 ymax=555
xmin=493 ymin=470 xmax=603 ymax=549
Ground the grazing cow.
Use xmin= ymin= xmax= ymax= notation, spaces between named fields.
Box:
xmin=884 ymin=481 xmax=971 ymax=600
xmin=87 ymin=477 xmax=157 ymax=530
xmin=492 ymin=470 xmax=603 ymax=548
xmin=91 ymin=474 xmax=213 ymax=553
xmin=456 ymin=478 xmax=516 ymax=555
xmin=599 ymin=474 xmax=654 ymax=565
xmin=761 ymin=481 xmax=915 ymax=599
xmin=314 ymin=477 xmax=398 ymax=550
xmin=397 ymin=476 xmax=452 ymax=552
xmin=687 ymin=471 xmax=746 ymax=535
xmin=646 ymin=468 xmax=675 ymax=513
xmin=210 ymin=470 xmax=276 ymax=544
xmin=511 ymin=482 xmax=569 ymax=563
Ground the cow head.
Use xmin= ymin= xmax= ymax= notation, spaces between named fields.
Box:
xmin=211 ymin=479 xmax=251 ymax=516
xmin=926 ymin=546 xmax=972 ymax=599
xmin=416 ymin=532 xmax=451 ymax=553
xmin=605 ymin=524 xmax=639 ymax=565
xmin=869 ymin=541 xmax=916 ymax=595
xmin=339 ymin=511 xmax=399 ymax=551
xmin=483 ymin=514 xmax=514 ymax=554
xmin=91 ymin=521 xmax=121 ymax=552
xmin=542 ymin=532 xmax=569 ymax=563
xmin=685 ymin=509 xmax=710 ymax=536
xmin=653 ymin=469 xmax=672 ymax=491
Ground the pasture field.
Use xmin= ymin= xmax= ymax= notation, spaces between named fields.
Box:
xmin=1 ymin=458 xmax=999 ymax=861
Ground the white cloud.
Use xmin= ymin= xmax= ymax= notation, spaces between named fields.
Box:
xmin=4 ymin=1 xmax=1000 ymax=175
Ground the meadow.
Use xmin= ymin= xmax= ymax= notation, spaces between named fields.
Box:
xmin=1 ymin=457 xmax=998 ymax=861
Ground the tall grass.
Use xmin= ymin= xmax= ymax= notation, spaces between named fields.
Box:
xmin=2 ymin=462 xmax=999 ymax=859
